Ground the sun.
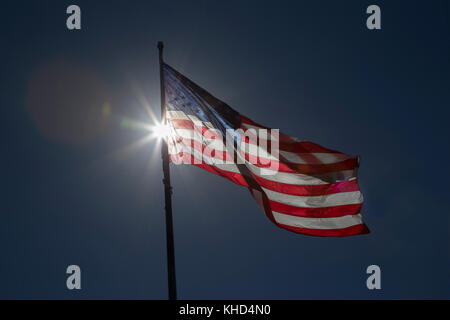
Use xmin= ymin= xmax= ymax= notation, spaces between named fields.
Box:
xmin=152 ymin=122 xmax=171 ymax=139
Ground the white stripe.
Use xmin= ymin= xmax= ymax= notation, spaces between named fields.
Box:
xmin=167 ymin=110 xmax=214 ymax=127
xmin=273 ymin=212 xmax=363 ymax=230
xmin=240 ymin=141 xmax=278 ymax=161
xmin=242 ymin=123 xmax=354 ymax=164
xmin=169 ymin=111 xmax=276 ymax=144
xmin=171 ymin=150 xmax=241 ymax=174
xmin=247 ymin=163 xmax=356 ymax=185
xmin=172 ymin=129 xmax=350 ymax=168
xmin=241 ymin=142 xmax=350 ymax=165
xmin=169 ymin=133 xmax=357 ymax=184
xmin=169 ymin=143 xmax=240 ymax=170
xmin=169 ymin=127 xmax=357 ymax=184
xmin=239 ymin=144 xmax=354 ymax=166
xmin=170 ymin=145 xmax=356 ymax=186
xmin=169 ymin=112 xmax=353 ymax=166
xmin=168 ymin=140 xmax=229 ymax=160
xmin=171 ymin=131 xmax=278 ymax=162
xmin=262 ymin=187 xmax=363 ymax=207
xmin=172 ymin=124 xmax=351 ymax=166
xmin=240 ymin=141 xmax=351 ymax=165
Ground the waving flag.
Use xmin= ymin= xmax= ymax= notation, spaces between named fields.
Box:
xmin=163 ymin=63 xmax=369 ymax=237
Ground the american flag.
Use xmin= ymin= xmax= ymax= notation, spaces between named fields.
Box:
xmin=163 ymin=63 xmax=369 ymax=237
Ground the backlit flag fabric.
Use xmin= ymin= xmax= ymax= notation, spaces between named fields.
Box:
xmin=163 ymin=63 xmax=369 ymax=237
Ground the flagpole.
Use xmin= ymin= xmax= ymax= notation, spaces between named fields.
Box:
xmin=157 ymin=41 xmax=177 ymax=300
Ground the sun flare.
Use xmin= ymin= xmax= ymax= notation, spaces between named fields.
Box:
xmin=152 ymin=122 xmax=171 ymax=139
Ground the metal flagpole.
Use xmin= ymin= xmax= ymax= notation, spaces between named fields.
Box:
xmin=157 ymin=41 xmax=177 ymax=300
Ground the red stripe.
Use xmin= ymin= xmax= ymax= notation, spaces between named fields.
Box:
xmin=278 ymin=222 xmax=370 ymax=237
xmin=172 ymin=117 xmax=345 ymax=155
xmin=170 ymin=153 xmax=364 ymax=223
xmin=169 ymin=124 xmax=359 ymax=174
xmin=253 ymin=175 xmax=360 ymax=196
xmin=169 ymin=135 xmax=296 ymax=172
xmin=240 ymin=118 xmax=350 ymax=155
xmin=169 ymin=137 xmax=234 ymax=162
xmin=269 ymin=201 xmax=363 ymax=218
xmin=241 ymin=133 xmax=346 ymax=155
xmin=242 ymin=151 xmax=359 ymax=174
xmin=170 ymin=148 xmax=359 ymax=195
xmin=170 ymin=150 xmax=359 ymax=198
xmin=170 ymin=119 xmax=218 ymax=139
xmin=242 ymin=152 xmax=299 ymax=173
xmin=165 ymin=74 xmax=367 ymax=237
xmin=288 ymin=158 xmax=359 ymax=174
xmin=169 ymin=153 xmax=249 ymax=187
xmin=279 ymin=141 xmax=342 ymax=154
xmin=240 ymin=115 xmax=345 ymax=154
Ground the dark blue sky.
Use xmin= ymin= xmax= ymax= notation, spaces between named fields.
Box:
xmin=1 ymin=0 xmax=449 ymax=299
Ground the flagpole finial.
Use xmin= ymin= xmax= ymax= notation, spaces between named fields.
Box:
xmin=157 ymin=42 xmax=164 ymax=62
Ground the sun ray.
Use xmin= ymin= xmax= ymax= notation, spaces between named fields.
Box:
xmin=131 ymin=81 xmax=159 ymax=125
